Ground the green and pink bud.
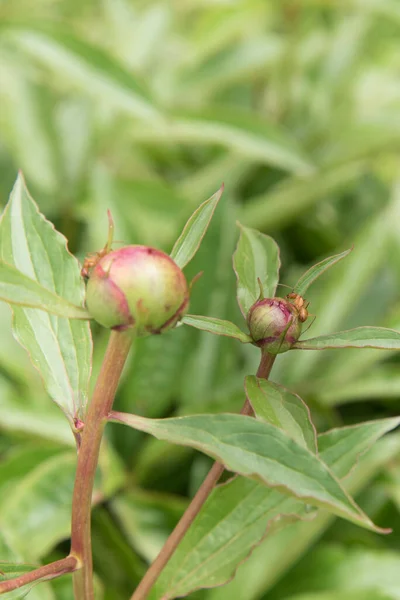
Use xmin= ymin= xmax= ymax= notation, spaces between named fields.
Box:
xmin=85 ymin=245 xmax=189 ymax=336
xmin=247 ymin=297 xmax=302 ymax=354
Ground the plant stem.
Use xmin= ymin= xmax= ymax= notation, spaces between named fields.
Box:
xmin=0 ymin=556 xmax=78 ymax=594
xmin=70 ymin=329 xmax=134 ymax=600
xmin=130 ymin=351 xmax=275 ymax=600
xmin=256 ymin=349 xmax=276 ymax=379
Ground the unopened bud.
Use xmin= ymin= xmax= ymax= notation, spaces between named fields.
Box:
xmin=86 ymin=245 xmax=189 ymax=336
xmin=247 ymin=298 xmax=301 ymax=354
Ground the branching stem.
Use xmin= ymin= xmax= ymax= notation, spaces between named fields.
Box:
xmin=129 ymin=350 xmax=275 ymax=600
xmin=0 ymin=556 xmax=78 ymax=594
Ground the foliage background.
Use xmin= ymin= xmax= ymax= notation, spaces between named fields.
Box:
xmin=1 ymin=1 xmax=400 ymax=599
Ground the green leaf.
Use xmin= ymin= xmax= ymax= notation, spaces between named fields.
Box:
xmin=233 ymin=224 xmax=280 ymax=317
xmin=170 ymin=185 xmax=223 ymax=269
xmin=245 ymin=376 xmax=317 ymax=452
xmin=182 ymin=315 xmax=252 ymax=343
xmin=206 ymin=435 xmax=400 ymax=600
xmin=1 ymin=22 xmax=159 ymax=121
xmin=292 ymin=248 xmax=352 ymax=297
xmin=110 ymin=412 xmax=385 ymax=532
xmin=294 ymin=327 xmax=400 ymax=350
xmin=150 ymin=420 xmax=399 ymax=600
xmin=0 ymin=261 xmax=90 ymax=319
xmin=319 ymin=417 xmax=400 ymax=479
xmin=149 ymin=478 xmax=306 ymax=600
xmin=0 ymin=174 xmax=92 ymax=421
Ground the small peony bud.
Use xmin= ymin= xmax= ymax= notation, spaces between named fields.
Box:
xmin=85 ymin=245 xmax=189 ymax=336
xmin=247 ymin=297 xmax=302 ymax=354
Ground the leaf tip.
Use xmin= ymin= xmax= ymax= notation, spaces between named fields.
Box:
xmin=213 ymin=182 xmax=224 ymax=204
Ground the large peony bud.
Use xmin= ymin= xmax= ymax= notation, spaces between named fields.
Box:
xmin=85 ymin=245 xmax=189 ymax=336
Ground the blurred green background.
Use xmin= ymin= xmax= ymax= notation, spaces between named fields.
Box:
xmin=1 ymin=1 xmax=400 ymax=599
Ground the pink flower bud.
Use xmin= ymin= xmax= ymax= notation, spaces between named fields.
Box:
xmin=247 ymin=298 xmax=302 ymax=354
xmin=85 ymin=245 xmax=189 ymax=336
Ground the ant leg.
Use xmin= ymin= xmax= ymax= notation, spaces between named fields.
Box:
xmin=277 ymin=283 xmax=293 ymax=292
xmin=301 ymin=315 xmax=316 ymax=335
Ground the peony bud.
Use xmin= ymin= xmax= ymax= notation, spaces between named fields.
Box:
xmin=247 ymin=297 xmax=302 ymax=354
xmin=85 ymin=245 xmax=189 ymax=335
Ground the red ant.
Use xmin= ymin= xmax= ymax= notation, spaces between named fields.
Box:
xmin=286 ymin=292 xmax=310 ymax=323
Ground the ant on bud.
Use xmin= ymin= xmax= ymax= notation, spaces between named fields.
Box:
xmin=286 ymin=292 xmax=310 ymax=323
xmin=81 ymin=210 xmax=115 ymax=279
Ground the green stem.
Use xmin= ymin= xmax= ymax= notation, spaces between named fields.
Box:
xmin=70 ymin=329 xmax=134 ymax=600
xmin=130 ymin=351 xmax=275 ymax=600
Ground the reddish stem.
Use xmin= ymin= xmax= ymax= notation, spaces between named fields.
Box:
xmin=70 ymin=329 xmax=134 ymax=600
xmin=0 ymin=556 xmax=78 ymax=594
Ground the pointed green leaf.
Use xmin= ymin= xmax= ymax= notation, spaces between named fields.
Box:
xmin=319 ymin=417 xmax=400 ymax=478
xmin=182 ymin=315 xmax=252 ymax=343
xmin=208 ymin=434 xmax=400 ymax=600
xmin=292 ymin=248 xmax=352 ymax=297
xmin=0 ymin=174 xmax=92 ymax=421
xmin=294 ymin=327 xmax=400 ymax=351
xmin=245 ymin=376 xmax=317 ymax=452
xmin=0 ymin=261 xmax=90 ymax=319
xmin=148 ymin=419 xmax=398 ymax=599
xmin=233 ymin=224 xmax=280 ymax=317
xmin=170 ymin=185 xmax=223 ymax=269
xmin=110 ymin=411 xmax=386 ymax=533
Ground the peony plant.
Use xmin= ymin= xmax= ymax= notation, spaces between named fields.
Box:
xmin=0 ymin=174 xmax=400 ymax=600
